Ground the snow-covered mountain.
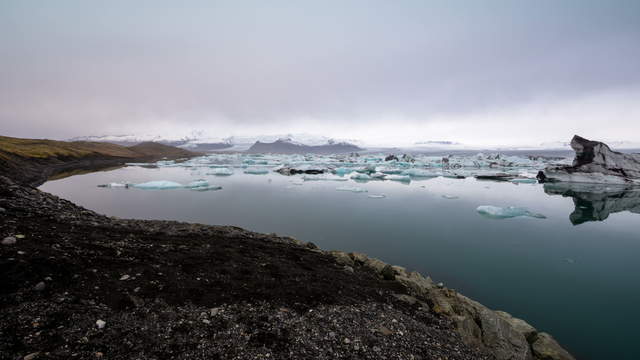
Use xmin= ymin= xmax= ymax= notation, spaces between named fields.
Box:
xmin=68 ymin=133 xmax=363 ymax=152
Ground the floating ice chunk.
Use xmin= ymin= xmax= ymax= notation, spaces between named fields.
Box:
xmin=384 ymin=174 xmax=411 ymax=182
xmin=191 ymin=185 xmax=222 ymax=191
xmin=368 ymin=194 xmax=386 ymax=198
xmin=302 ymin=174 xmax=348 ymax=181
xmin=185 ymin=180 xmax=209 ymax=189
xmin=442 ymin=195 xmax=459 ymax=199
xmin=376 ymin=166 xmax=403 ymax=174
xmin=336 ymin=186 xmax=368 ymax=193
xmin=350 ymin=173 xmax=372 ymax=180
xmin=133 ymin=181 xmax=184 ymax=190
xmin=333 ymin=167 xmax=354 ymax=176
xmin=476 ymin=205 xmax=546 ymax=219
xmin=370 ymin=172 xmax=386 ymax=179
xmin=207 ymin=167 xmax=233 ymax=176
xmin=244 ymin=167 xmax=270 ymax=175
xmin=401 ymin=169 xmax=437 ymax=177
xmin=511 ymin=178 xmax=537 ymax=184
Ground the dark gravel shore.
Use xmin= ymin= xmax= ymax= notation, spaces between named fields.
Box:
xmin=0 ymin=175 xmax=492 ymax=360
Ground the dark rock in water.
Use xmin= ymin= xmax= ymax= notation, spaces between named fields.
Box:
xmin=543 ymin=182 xmax=640 ymax=225
xmin=401 ymin=154 xmax=415 ymax=163
xmin=541 ymin=135 xmax=640 ymax=184
xmin=276 ymin=167 xmax=324 ymax=176
xmin=475 ymin=174 xmax=515 ymax=182
xmin=536 ymin=171 xmax=547 ymax=183
xmin=385 ymin=155 xmax=399 ymax=162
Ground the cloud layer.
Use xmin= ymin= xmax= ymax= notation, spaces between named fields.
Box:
xmin=1 ymin=0 xmax=639 ymax=145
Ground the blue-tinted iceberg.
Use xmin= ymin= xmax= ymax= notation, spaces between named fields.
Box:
xmin=185 ymin=180 xmax=209 ymax=189
xmin=350 ymin=173 xmax=372 ymax=181
xmin=476 ymin=205 xmax=546 ymax=219
xmin=133 ymin=181 xmax=184 ymax=190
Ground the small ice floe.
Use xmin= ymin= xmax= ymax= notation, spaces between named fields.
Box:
xmin=207 ymin=167 xmax=233 ymax=176
xmin=442 ymin=195 xmax=459 ymax=200
xmin=133 ymin=180 xmax=183 ymax=190
xmin=350 ymin=173 xmax=372 ymax=181
xmin=185 ymin=180 xmax=209 ymax=189
xmin=336 ymin=186 xmax=368 ymax=193
xmin=476 ymin=205 xmax=546 ymax=219
xmin=302 ymin=174 xmax=348 ymax=182
xmin=511 ymin=178 xmax=537 ymax=184
xmin=401 ymin=169 xmax=437 ymax=178
xmin=191 ymin=185 xmax=222 ymax=191
xmin=564 ymin=258 xmax=576 ymax=264
xmin=244 ymin=167 xmax=270 ymax=175
xmin=384 ymin=174 xmax=411 ymax=182
xmin=368 ymin=194 xmax=386 ymax=199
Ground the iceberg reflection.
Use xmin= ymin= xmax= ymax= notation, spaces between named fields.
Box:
xmin=543 ymin=183 xmax=640 ymax=225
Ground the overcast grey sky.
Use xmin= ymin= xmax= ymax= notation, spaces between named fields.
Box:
xmin=1 ymin=0 xmax=639 ymax=146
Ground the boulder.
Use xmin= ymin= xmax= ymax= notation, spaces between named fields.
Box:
xmin=542 ymin=135 xmax=640 ymax=184
xmin=531 ymin=333 xmax=575 ymax=360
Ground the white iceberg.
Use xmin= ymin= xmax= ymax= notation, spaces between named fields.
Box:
xmin=442 ymin=195 xmax=459 ymax=199
xmin=185 ymin=180 xmax=209 ymax=189
xmin=133 ymin=181 xmax=184 ymax=190
xmin=244 ymin=168 xmax=270 ymax=175
xmin=207 ymin=167 xmax=234 ymax=176
xmin=384 ymin=174 xmax=411 ymax=182
xmin=368 ymin=194 xmax=386 ymax=198
xmin=350 ymin=173 xmax=372 ymax=181
xmin=401 ymin=169 xmax=438 ymax=177
xmin=336 ymin=186 xmax=368 ymax=193
xmin=476 ymin=205 xmax=546 ymax=219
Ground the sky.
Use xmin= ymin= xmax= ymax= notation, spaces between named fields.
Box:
xmin=1 ymin=0 xmax=639 ymax=147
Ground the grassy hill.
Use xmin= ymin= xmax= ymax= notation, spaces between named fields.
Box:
xmin=0 ymin=135 xmax=200 ymax=185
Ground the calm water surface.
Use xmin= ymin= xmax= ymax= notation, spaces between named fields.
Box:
xmin=40 ymin=165 xmax=640 ymax=360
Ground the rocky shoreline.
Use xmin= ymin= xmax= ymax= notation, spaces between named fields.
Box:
xmin=0 ymin=159 xmax=574 ymax=359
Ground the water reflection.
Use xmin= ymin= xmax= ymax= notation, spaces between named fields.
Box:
xmin=544 ymin=183 xmax=640 ymax=225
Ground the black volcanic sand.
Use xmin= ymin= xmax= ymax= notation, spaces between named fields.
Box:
xmin=0 ymin=175 xmax=491 ymax=359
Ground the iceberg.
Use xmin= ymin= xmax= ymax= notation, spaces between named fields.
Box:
xmin=384 ymin=174 xmax=411 ymax=182
xmin=511 ymin=178 xmax=537 ymax=184
xmin=401 ymin=168 xmax=438 ymax=177
xmin=190 ymin=185 xmax=222 ymax=191
xmin=244 ymin=167 xmax=270 ymax=175
xmin=185 ymin=179 xmax=209 ymax=189
xmin=302 ymin=174 xmax=348 ymax=182
xmin=133 ymin=180 xmax=184 ymax=190
xmin=368 ymin=194 xmax=386 ymax=198
xmin=442 ymin=195 xmax=459 ymax=200
xmin=476 ymin=205 xmax=546 ymax=219
xmin=336 ymin=186 xmax=368 ymax=193
xmin=350 ymin=173 xmax=372 ymax=181
xmin=207 ymin=167 xmax=233 ymax=176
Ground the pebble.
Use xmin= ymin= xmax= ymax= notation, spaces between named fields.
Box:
xmin=0 ymin=207 xmax=5 ymax=213
xmin=96 ymin=319 xmax=106 ymax=329
xmin=119 ymin=275 xmax=130 ymax=281
xmin=24 ymin=352 xmax=40 ymax=360
xmin=34 ymin=282 xmax=46 ymax=291
xmin=2 ymin=236 xmax=16 ymax=245
xmin=437 ymin=282 xmax=444 ymax=288
xmin=343 ymin=338 xmax=351 ymax=344
xmin=15 ymin=234 xmax=25 ymax=239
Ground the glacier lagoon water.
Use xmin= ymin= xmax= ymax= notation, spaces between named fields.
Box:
xmin=40 ymin=154 xmax=640 ymax=360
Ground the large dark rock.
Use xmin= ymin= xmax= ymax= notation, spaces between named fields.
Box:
xmin=541 ymin=135 xmax=640 ymax=184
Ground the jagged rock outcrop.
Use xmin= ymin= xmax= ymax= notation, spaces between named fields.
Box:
xmin=328 ymin=251 xmax=575 ymax=360
xmin=540 ymin=135 xmax=640 ymax=184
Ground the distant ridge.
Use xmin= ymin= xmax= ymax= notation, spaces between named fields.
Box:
xmin=247 ymin=139 xmax=363 ymax=154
